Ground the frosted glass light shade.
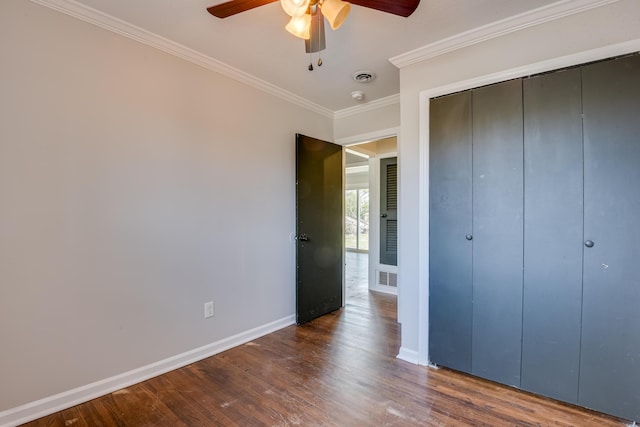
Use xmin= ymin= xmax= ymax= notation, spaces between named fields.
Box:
xmin=285 ymin=14 xmax=312 ymax=39
xmin=281 ymin=0 xmax=311 ymax=17
xmin=321 ymin=0 xmax=350 ymax=30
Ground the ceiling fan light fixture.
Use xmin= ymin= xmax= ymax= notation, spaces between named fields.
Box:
xmin=285 ymin=14 xmax=312 ymax=39
xmin=321 ymin=0 xmax=350 ymax=30
xmin=281 ymin=0 xmax=311 ymax=17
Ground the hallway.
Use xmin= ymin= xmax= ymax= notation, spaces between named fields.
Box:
xmin=345 ymin=250 xmax=369 ymax=300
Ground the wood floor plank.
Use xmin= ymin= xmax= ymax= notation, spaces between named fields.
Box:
xmin=21 ymin=269 xmax=629 ymax=426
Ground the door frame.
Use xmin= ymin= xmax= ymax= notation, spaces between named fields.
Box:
xmin=336 ymin=127 xmax=400 ymax=304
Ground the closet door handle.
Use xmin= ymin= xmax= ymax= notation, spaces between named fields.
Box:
xmin=465 ymin=234 xmax=473 ymax=241
xmin=585 ymin=240 xmax=594 ymax=248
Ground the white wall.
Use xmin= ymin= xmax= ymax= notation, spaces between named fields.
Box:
xmin=346 ymin=168 xmax=369 ymax=190
xmin=396 ymin=0 xmax=640 ymax=363
xmin=334 ymin=102 xmax=399 ymax=142
xmin=0 ymin=0 xmax=332 ymax=415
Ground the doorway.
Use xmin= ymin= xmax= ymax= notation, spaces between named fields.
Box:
xmin=344 ymin=137 xmax=398 ymax=298
xmin=345 ymin=148 xmax=370 ymax=298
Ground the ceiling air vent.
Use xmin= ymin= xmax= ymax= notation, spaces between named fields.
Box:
xmin=352 ymin=71 xmax=376 ymax=83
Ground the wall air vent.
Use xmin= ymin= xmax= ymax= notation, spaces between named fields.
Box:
xmin=378 ymin=271 xmax=398 ymax=287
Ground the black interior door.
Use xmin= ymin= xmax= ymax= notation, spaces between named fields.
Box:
xmin=296 ymin=134 xmax=343 ymax=325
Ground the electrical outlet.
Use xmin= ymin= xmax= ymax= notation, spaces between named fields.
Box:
xmin=204 ymin=301 xmax=214 ymax=319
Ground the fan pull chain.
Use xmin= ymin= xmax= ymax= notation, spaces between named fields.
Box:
xmin=316 ymin=20 xmax=322 ymax=67
xmin=308 ymin=51 xmax=314 ymax=71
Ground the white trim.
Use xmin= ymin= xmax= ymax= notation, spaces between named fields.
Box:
xmin=377 ymin=152 xmax=398 ymax=161
xmin=346 ymin=145 xmax=377 ymax=158
xmin=342 ymin=149 xmax=347 ymax=310
xmin=372 ymin=263 xmax=399 ymax=296
xmin=28 ymin=0 xmax=333 ymax=118
xmin=422 ymin=40 xmax=640 ymax=100
xmin=415 ymin=39 xmax=640 ymax=372
xmin=389 ymin=0 xmax=622 ymax=68
xmin=333 ymin=94 xmax=400 ymax=120
xmin=397 ymin=347 xmax=420 ymax=364
xmin=345 ymin=182 xmax=369 ymax=192
xmin=417 ymin=91 xmax=430 ymax=367
xmin=345 ymin=165 xmax=369 ymax=174
xmin=345 ymin=148 xmax=369 ymax=159
xmin=369 ymin=157 xmax=381 ymax=295
xmin=371 ymin=285 xmax=398 ymax=296
xmin=334 ymin=127 xmax=399 ymax=146
xmin=0 ymin=315 xmax=295 ymax=427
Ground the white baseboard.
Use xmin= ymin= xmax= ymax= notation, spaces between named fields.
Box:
xmin=396 ymin=347 xmax=421 ymax=365
xmin=0 ymin=315 xmax=295 ymax=427
xmin=370 ymin=284 xmax=398 ymax=296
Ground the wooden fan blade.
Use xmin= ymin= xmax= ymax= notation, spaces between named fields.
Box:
xmin=207 ymin=0 xmax=279 ymax=18
xmin=347 ymin=0 xmax=420 ymax=17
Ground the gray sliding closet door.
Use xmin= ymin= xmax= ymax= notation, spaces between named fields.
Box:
xmin=429 ymin=91 xmax=473 ymax=373
xmin=521 ymin=69 xmax=584 ymax=403
xmin=580 ymin=55 xmax=640 ymax=421
xmin=471 ymin=79 xmax=524 ymax=386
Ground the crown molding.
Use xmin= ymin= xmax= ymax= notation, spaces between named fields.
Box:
xmin=334 ymin=127 xmax=399 ymax=146
xmin=389 ymin=0 xmax=622 ymax=68
xmin=419 ymin=39 xmax=640 ymax=101
xmin=29 ymin=0 xmax=334 ymax=118
xmin=333 ymin=94 xmax=400 ymax=120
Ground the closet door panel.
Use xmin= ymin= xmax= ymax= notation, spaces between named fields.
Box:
xmin=580 ymin=55 xmax=640 ymax=421
xmin=521 ymin=69 xmax=584 ymax=403
xmin=429 ymin=91 xmax=473 ymax=373
xmin=471 ymin=79 xmax=524 ymax=386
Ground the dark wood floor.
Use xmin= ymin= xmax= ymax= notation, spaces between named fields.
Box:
xmin=24 ymin=268 xmax=627 ymax=426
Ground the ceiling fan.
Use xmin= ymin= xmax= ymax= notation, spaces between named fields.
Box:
xmin=207 ymin=0 xmax=420 ymax=70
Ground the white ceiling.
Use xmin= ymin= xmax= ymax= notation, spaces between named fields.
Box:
xmin=56 ymin=0 xmax=559 ymax=112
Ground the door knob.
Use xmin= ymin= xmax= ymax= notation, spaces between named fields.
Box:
xmin=381 ymin=214 xmax=388 ymax=218
xmin=585 ymin=240 xmax=594 ymax=248
xmin=466 ymin=234 xmax=473 ymax=241
xmin=298 ymin=233 xmax=309 ymax=242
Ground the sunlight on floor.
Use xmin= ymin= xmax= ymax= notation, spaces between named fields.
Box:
xmin=345 ymin=251 xmax=368 ymax=299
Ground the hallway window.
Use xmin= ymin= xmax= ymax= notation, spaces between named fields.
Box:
xmin=346 ymin=188 xmax=369 ymax=252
